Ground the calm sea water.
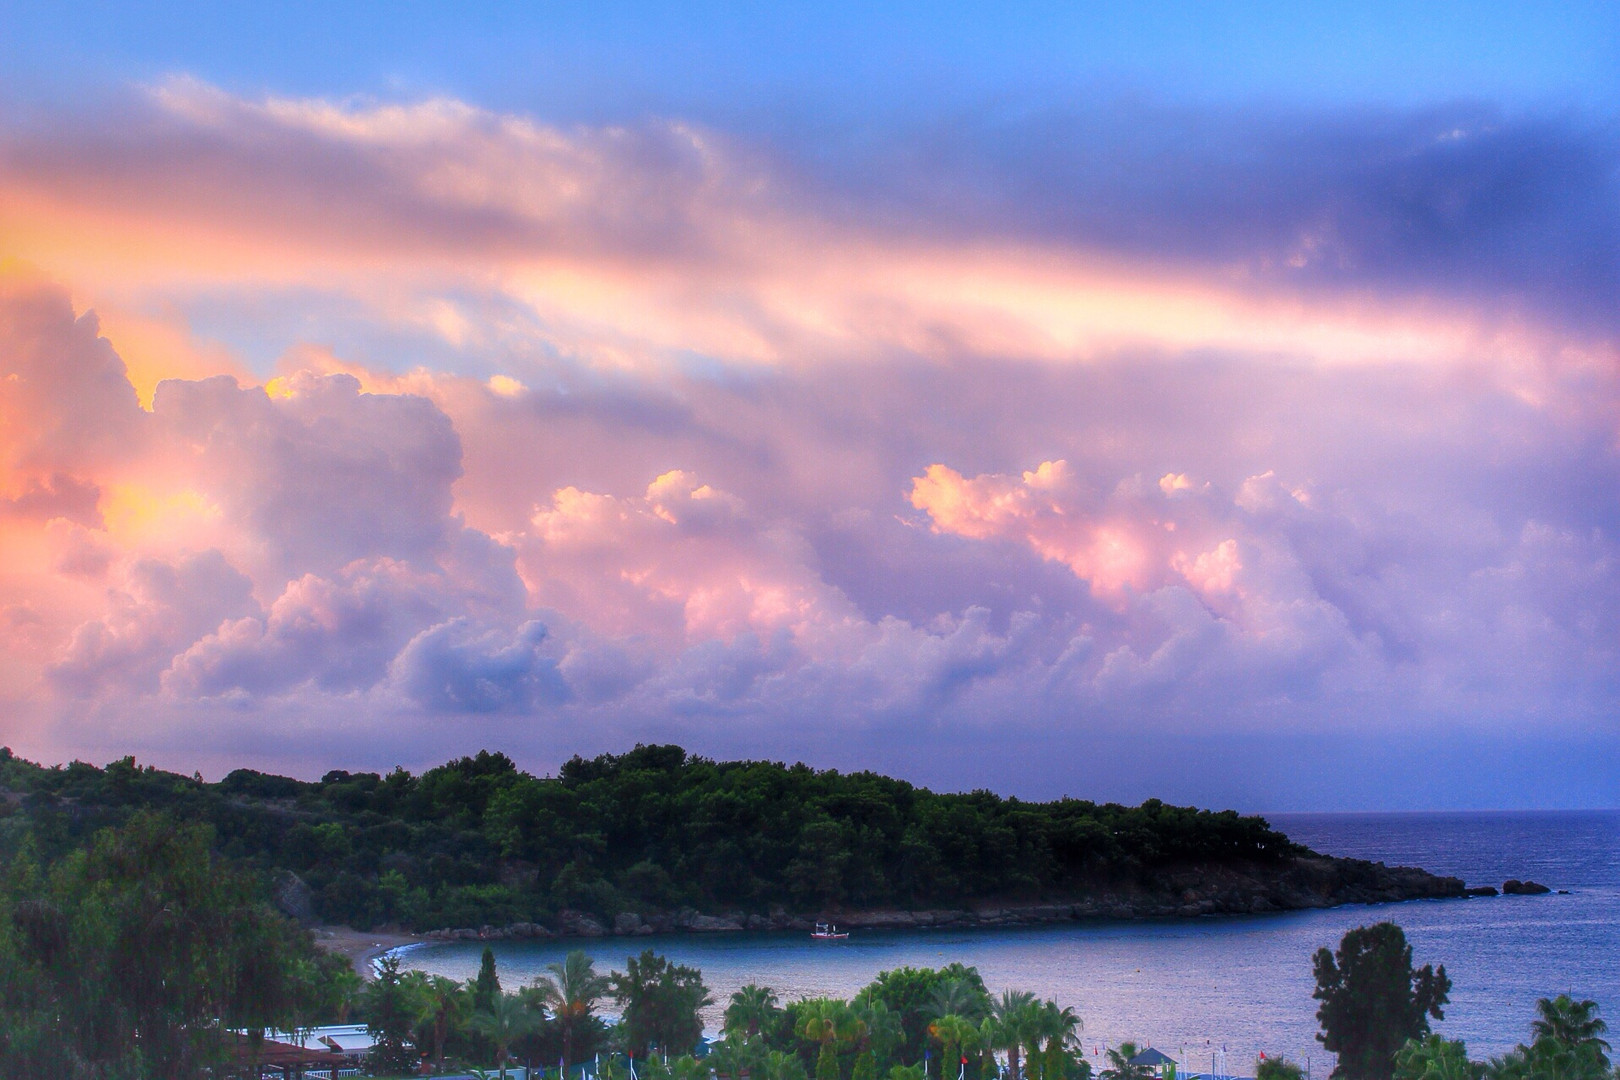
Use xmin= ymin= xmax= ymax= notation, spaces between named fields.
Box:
xmin=394 ymin=811 xmax=1619 ymax=1073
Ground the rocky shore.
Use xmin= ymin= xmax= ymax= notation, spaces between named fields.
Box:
xmin=416 ymin=853 xmax=1475 ymax=943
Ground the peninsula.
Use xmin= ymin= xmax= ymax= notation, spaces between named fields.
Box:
xmin=0 ymin=744 xmax=1471 ymax=943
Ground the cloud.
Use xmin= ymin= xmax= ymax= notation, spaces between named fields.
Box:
xmin=4 ymin=82 xmax=1614 ymax=387
xmin=0 ymin=82 xmax=1617 ymax=805
xmin=51 ymin=550 xmax=257 ymax=696
xmin=392 ymin=618 xmax=566 ymax=714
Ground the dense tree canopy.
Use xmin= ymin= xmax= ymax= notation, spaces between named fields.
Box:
xmin=612 ymin=948 xmax=714 ymax=1057
xmin=0 ymin=811 xmax=349 ymax=1079
xmin=0 ymin=744 xmax=1302 ymax=932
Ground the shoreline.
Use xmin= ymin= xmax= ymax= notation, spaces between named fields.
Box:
xmin=310 ymin=924 xmax=427 ymax=978
xmin=403 ymin=854 xmax=1476 ymax=945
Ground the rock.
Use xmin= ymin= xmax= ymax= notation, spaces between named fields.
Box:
xmin=269 ymin=869 xmax=315 ymax=924
xmin=509 ymin=921 xmax=552 ymax=938
xmin=1503 ymin=879 xmax=1552 ymax=895
xmin=746 ymin=913 xmax=771 ymax=930
xmin=1465 ymin=886 xmax=1499 ymax=897
xmin=557 ymin=910 xmax=608 ymax=936
xmin=614 ymin=912 xmax=644 ymax=936
xmin=685 ymin=914 xmax=744 ymax=932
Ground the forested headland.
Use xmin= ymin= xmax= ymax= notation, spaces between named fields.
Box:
xmin=0 ymin=743 xmax=1464 ymax=936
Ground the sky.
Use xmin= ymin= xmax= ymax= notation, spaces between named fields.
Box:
xmin=0 ymin=3 xmax=1616 ymax=809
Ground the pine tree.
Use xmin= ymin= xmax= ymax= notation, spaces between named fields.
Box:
xmin=1314 ymin=923 xmax=1450 ymax=1080
xmin=474 ymin=945 xmax=502 ymax=1013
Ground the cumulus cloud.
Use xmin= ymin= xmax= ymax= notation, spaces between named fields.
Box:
xmin=52 ymin=550 xmax=257 ymax=696
xmin=392 ymin=618 xmax=566 ymax=714
xmin=0 ymin=81 xmax=1617 ymax=805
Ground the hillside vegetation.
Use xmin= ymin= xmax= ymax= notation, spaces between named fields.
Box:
xmin=0 ymin=743 xmax=1310 ymax=931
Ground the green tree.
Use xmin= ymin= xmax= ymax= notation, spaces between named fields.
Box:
xmin=1313 ymin=923 xmax=1451 ymax=1080
xmin=930 ymin=980 xmax=991 ymax=1023
xmin=767 ymin=1049 xmax=812 ymax=1080
xmin=727 ymin=983 xmax=784 ymax=1041
xmin=820 ymin=1041 xmax=844 ymax=1080
xmin=1101 ymin=1044 xmax=1152 ymax=1080
xmin=930 ymin=1015 xmax=981 ymax=1080
xmin=1487 ymin=1038 xmax=1609 ymax=1080
xmin=423 ymin=974 xmax=470 ymax=1070
xmin=1258 ymin=1059 xmax=1308 ymax=1080
xmin=366 ymin=955 xmax=425 ymax=1074
xmin=1395 ymin=1036 xmax=1482 ymax=1080
xmin=858 ymin=966 xmax=992 ymax=1066
xmin=800 ymin=997 xmax=856 ymax=1049
xmin=672 ymin=1055 xmax=712 ymax=1080
xmin=1485 ymin=997 xmax=1612 ymax=1080
xmin=612 ymin=949 xmax=714 ymax=1058
xmin=535 ymin=949 xmax=613 ymax=1066
xmin=475 ymin=991 xmax=542 ymax=1079
xmin=1530 ymin=997 xmax=1610 ymax=1066
xmin=852 ymin=999 xmax=904 ymax=1067
xmin=317 ymin=954 xmax=364 ymax=1023
xmin=985 ymin=990 xmax=1040 ymax=1080
xmin=1030 ymin=1001 xmax=1083 ymax=1080
xmin=475 ymin=945 xmax=503 ymax=1012
xmin=0 ymin=811 xmax=328 ymax=1079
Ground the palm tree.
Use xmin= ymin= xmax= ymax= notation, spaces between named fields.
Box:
xmin=425 ymin=974 xmax=469 ymax=1070
xmin=852 ymin=999 xmax=903 ymax=1063
xmin=930 ymin=1014 xmax=981 ymax=1080
xmin=985 ymin=991 xmax=1039 ymax=1080
xmin=534 ymin=949 xmax=612 ymax=1068
xmin=474 ymin=991 xmax=542 ymax=1080
xmin=1030 ymin=1001 xmax=1082 ymax=1080
xmin=1532 ymin=997 xmax=1611 ymax=1061
xmin=799 ymin=997 xmax=855 ymax=1049
xmin=1102 ymin=1043 xmax=1152 ymax=1080
xmin=928 ymin=979 xmax=989 ymax=1023
xmin=1395 ymin=1035 xmax=1482 ymax=1080
xmin=767 ymin=1049 xmax=812 ymax=1080
xmin=672 ymin=1055 xmax=712 ymax=1080
xmin=1023 ymin=1003 xmax=1088 ymax=1080
xmin=726 ymin=983 xmax=783 ymax=1041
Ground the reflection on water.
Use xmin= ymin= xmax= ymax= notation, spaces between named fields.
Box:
xmin=396 ymin=811 xmax=1619 ymax=1071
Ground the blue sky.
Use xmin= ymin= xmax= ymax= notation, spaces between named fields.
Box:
xmin=5 ymin=2 xmax=1618 ymax=121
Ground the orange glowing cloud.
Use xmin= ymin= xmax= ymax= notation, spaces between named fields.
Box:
xmin=911 ymin=460 xmax=1166 ymax=599
xmin=0 ymin=80 xmax=1603 ymax=395
xmin=522 ymin=469 xmax=858 ymax=644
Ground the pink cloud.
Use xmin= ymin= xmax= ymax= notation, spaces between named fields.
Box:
xmin=0 ymin=83 xmax=1616 ymax=803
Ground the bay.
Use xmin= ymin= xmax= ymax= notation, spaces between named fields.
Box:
xmin=394 ymin=810 xmax=1619 ymax=1074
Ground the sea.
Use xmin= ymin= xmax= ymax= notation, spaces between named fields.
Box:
xmin=392 ymin=811 xmax=1619 ymax=1075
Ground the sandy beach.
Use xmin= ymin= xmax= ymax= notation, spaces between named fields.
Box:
xmin=310 ymin=925 xmax=425 ymax=978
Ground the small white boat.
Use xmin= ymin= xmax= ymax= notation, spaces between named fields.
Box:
xmin=811 ymin=922 xmax=849 ymax=939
